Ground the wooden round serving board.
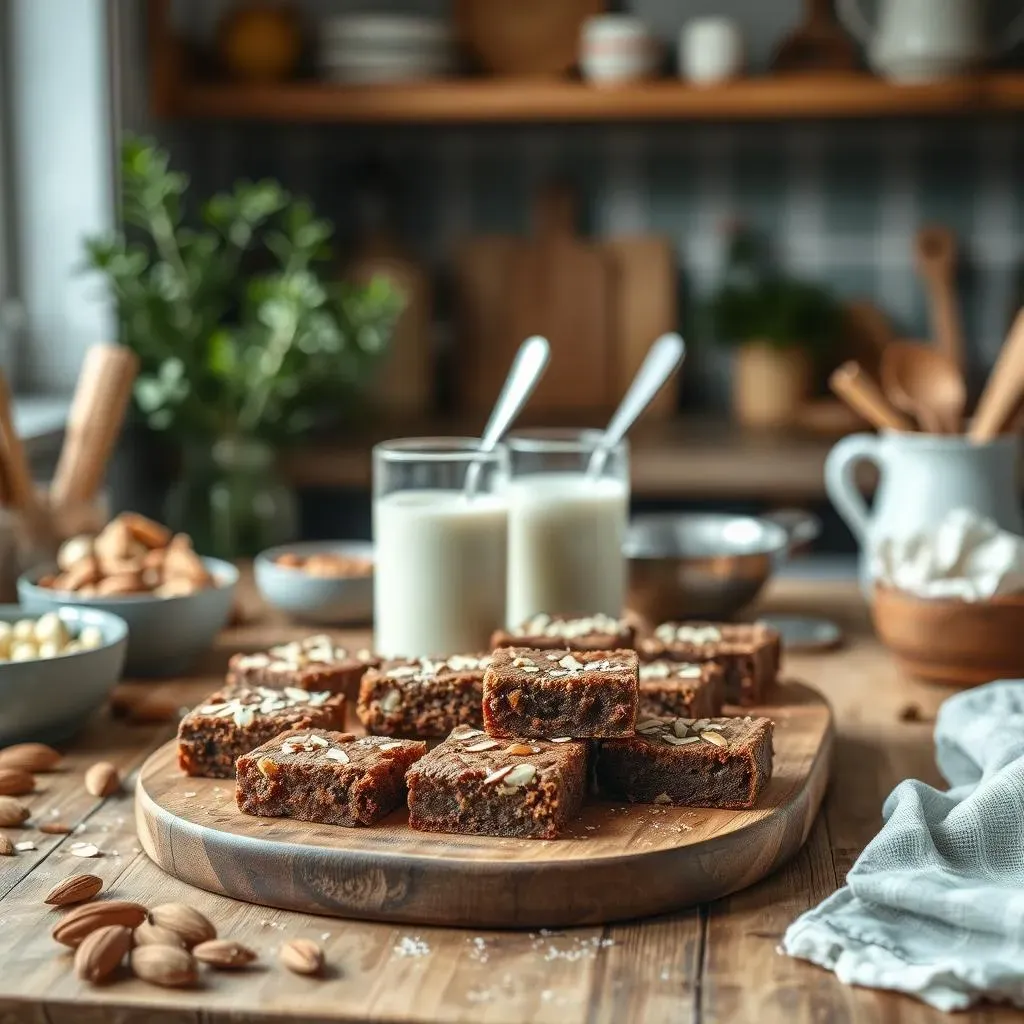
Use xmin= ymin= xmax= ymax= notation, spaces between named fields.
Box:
xmin=136 ymin=680 xmax=832 ymax=928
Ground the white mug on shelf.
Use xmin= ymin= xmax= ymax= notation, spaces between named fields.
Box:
xmin=580 ymin=14 xmax=659 ymax=85
xmin=678 ymin=17 xmax=744 ymax=85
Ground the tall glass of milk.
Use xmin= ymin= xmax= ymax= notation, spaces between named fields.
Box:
xmin=506 ymin=430 xmax=629 ymax=626
xmin=373 ymin=438 xmax=509 ymax=658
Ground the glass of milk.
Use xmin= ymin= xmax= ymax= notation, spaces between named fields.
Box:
xmin=373 ymin=438 xmax=509 ymax=658
xmin=505 ymin=430 xmax=629 ymax=626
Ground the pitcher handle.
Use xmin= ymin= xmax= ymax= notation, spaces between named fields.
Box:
xmin=835 ymin=0 xmax=873 ymax=44
xmin=824 ymin=433 xmax=882 ymax=544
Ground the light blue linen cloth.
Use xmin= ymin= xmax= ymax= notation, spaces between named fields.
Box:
xmin=783 ymin=679 xmax=1024 ymax=1013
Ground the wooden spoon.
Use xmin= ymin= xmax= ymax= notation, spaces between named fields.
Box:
xmin=881 ymin=340 xmax=966 ymax=434
xmin=915 ymin=226 xmax=965 ymax=374
xmin=828 ymin=361 xmax=915 ymax=432
xmin=970 ymin=307 xmax=1024 ymax=443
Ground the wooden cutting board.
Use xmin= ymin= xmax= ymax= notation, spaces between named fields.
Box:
xmin=604 ymin=236 xmax=678 ymax=419
xmin=136 ymin=680 xmax=831 ymax=929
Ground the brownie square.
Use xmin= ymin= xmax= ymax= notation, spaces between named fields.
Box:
xmin=177 ymin=686 xmax=347 ymax=779
xmin=406 ymin=725 xmax=588 ymax=839
xmin=639 ymin=661 xmax=724 ymax=720
xmin=491 ymin=613 xmax=635 ymax=652
xmin=482 ymin=647 xmax=638 ymax=739
xmin=639 ymin=622 xmax=780 ymax=706
xmin=236 ymin=728 xmax=426 ymax=826
xmin=227 ymin=634 xmax=380 ymax=699
xmin=595 ymin=715 xmax=774 ymax=810
xmin=357 ymin=654 xmax=489 ymax=738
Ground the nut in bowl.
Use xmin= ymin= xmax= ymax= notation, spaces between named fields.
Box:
xmin=255 ymin=541 xmax=373 ymax=625
xmin=18 ymin=512 xmax=237 ymax=678
xmin=0 ymin=605 xmax=127 ymax=745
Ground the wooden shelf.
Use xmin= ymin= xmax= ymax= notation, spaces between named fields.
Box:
xmin=161 ymin=73 xmax=1024 ymax=124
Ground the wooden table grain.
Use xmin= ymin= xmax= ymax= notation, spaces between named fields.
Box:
xmin=0 ymin=577 xmax=1015 ymax=1024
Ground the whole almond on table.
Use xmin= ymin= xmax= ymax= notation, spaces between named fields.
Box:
xmin=84 ymin=762 xmax=120 ymax=798
xmin=134 ymin=920 xmax=185 ymax=949
xmin=44 ymin=873 xmax=103 ymax=906
xmin=0 ymin=742 xmax=61 ymax=772
xmin=148 ymin=903 xmax=216 ymax=948
xmin=131 ymin=945 xmax=198 ymax=988
xmin=39 ymin=822 xmax=74 ymax=835
xmin=279 ymin=938 xmax=324 ymax=976
xmin=193 ymin=939 xmax=258 ymax=969
xmin=0 ymin=796 xmax=29 ymax=827
xmin=0 ymin=768 xmax=34 ymax=796
xmin=52 ymin=900 xmax=148 ymax=947
xmin=74 ymin=924 xmax=132 ymax=984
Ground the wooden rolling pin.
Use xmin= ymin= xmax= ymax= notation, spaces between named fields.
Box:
xmin=51 ymin=344 xmax=139 ymax=508
xmin=0 ymin=371 xmax=38 ymax=511
xmin=970 ymin=307 xmax=1024 ymax=443
xmin=829 ymin=361 xmax=915 ymax=432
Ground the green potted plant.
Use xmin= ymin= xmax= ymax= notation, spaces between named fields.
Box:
xmin=707 ymin=227 xmax=841 ymax=427
xmin=84 ymin=137 xmax=402 ymax=558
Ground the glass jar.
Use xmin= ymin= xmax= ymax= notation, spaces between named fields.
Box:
xmin=164 ymin=437 xmax=299 ymax=560
xmin=505 ymin=429 xmax=630 ymax=626
xmin=373 ymin=438 xmax=509 ymax=658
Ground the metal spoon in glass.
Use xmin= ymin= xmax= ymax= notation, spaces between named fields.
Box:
xmin=465 ymin=335 xmax=551 ymax=498
xmin=588 ymin=332 xmax=686 ymax=478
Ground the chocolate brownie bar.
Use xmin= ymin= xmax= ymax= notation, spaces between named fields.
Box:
xmin=595 ymin=715 xmax=774 ymax=810
xmin=638 ymin=661 xmax=724 ymax=720
xmin=177 ymin=687 xmax=347 ymax=778
xmin=357 ymin=654 xmax=489 ymax=737
xmin=639 ymin=622 xmax=780 ymax=706
xmin=406 ymin=725 xmax=587 ymax=839
xmin=227 ymin=635 xmax=380 ymax=699
xmin=236 ymin=728 xmax=425 ymax=826
xmin=482 ymin=647 xmax=638 ymax=738
xmin=491 ymin=613 xmax=635 ymax=652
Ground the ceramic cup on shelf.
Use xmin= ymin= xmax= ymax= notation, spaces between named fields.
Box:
xmin=678 ymin=17 xmax=744 ymax=85
xmin=580 ymin=14 xmax=660 ymax=85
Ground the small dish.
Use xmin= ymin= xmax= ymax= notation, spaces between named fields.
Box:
xmin=18 ymin=558 xmax=239 ymax=678
xmin=0 ymin=605 xmax=127 ymax=744
xmin=872 ymin=584 xmax=1024 ymax=687
xmin=255 ymin=541 xmax=373 ymax=626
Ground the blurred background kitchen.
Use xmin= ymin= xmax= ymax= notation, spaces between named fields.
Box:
xmin=2 ymin=0 xmax=1023 ymax=575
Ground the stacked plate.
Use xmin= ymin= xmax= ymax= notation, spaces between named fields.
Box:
xmin=317 ymin=14 xmax=457 ymax=83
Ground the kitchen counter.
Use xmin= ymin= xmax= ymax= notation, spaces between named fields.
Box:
xmin=0 ymin=575 xmax=1013 ymax=1024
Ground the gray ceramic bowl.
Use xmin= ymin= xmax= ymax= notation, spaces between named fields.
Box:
xmin=18 ymin=558 xmax=239 ymax=678
xmin=0 ymin=605 xmax=127 ymax=745
xmin=255 ymin=541 xmax=373 ymax=625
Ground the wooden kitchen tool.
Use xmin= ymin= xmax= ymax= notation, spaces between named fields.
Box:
xmin=51 ymin=344 xmax=139 ymax=508
xmin=0 ymin=372 xmax=38 ymax=512
xmin=501 ymin=186 xmax=614 ymax=414
xmin=604 ymin=236 xmax=678 ymax=418
xmin=915 ymin=226 xmax=965 ymax=375
xmin=829 ymin=360 xmax=915 ymax=431
xmin=136 ymin=680 xmax=830 ymax=928
xmin=881 ymin=340 xmax=966 ymax=434
xmin=842 ymin=299 xmax=895 ymax=380
xmin=772 ymin=0 xmax=859 ymax=71
xmin=970 ymin=306 xmax=1024 ymax=442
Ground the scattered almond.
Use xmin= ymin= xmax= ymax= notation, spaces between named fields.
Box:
xmin=130 ymin=945 xmax=197 ymax=988
xmin=128 ymin=695 xmax=181 ymax=724
xmin=45 ymin=873 xmax=103 ymax=907
xmin=0 ymin=768 xmax=34 ymax=796
xmin=84 ymin=762 xmax=120 ymax=798
xmin=0 ymin=743 xmax=60 ymax=772
xmin=74 ymin=924 xmax=132 ymax=984
xmin=279 ymin=938 xmax=323 ymax=976
xmin=134 ymin=921 xmax=186 ymax=949
xmin=148 ymin=903 xmax=216 ymax=948
xmin=505 ymin=743 xmax=534 ymax=756
xmin=193 ymin=939 xmax=258 ymax=969
xmin=69 ymin=842 xmax=102 ymax=858
xmin=0 ymin=834 xmax=13 ymax=856
xmin=0 ymin=796 xmax=29 ymax=827
xmin=39 ymin=822 xmax=74 ymax=835
xmin=52 ymin=900 xmax=148 ymax=947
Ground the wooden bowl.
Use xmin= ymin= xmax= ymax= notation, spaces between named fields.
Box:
xmin=872 ymin=584 xmax=1024 ymax=687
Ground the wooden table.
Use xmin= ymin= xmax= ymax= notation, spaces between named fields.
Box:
xmin=0 ymin=577 xmax=1016 ymax=1023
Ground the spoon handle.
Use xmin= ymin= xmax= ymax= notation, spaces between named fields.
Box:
xmin=829 ymin=361 xmax=915 ymax=432
xmin=465 ymin=335 xmax=550 ymax=497
xmin=970 ymin=308 xmax=1024 ymax=443
xmin=588 ymin=333 xmax=685 ymax=477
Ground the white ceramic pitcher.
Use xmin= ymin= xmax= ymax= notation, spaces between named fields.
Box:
xmin=837 ymin=0 xmax=1024 ymax=81
xmin=824 ymin=431 xmax=1024 ymax=591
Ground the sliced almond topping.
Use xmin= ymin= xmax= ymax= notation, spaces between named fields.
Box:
xmin=661 ymin=735 xmax=700 ymax=747
xmin=672 ymin=719 xmax=690 ymax=738
xmin=378 ymin=742 xmax=404 ymax=751
xmin=464 ymin=739 xmax=499 ymax=752
xmin=547 ymin=737 xmax=573 ymax=743
xmin=505 ymin=743 xmax=533 ymax=756
xmin=700 ymin=731 xmax=728 ymax=747
xmin=501 ymin=764 xmax=537 ymax=789
xmin=483 ymin=765 xmax=513 ymax=786
xmin=325 ymin=748 xmax=350 ymax=764
xmin=558 ymin=654 xmax=582 ymax=671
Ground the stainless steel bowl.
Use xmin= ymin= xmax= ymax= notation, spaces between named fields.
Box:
xmin=625 ymin=510 xmax=819 ymax=623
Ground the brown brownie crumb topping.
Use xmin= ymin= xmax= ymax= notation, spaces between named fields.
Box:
xmin=635 ymin=716 xmax=732 ymax=748
xmin=511 ymin=613 xmax=627 ymax=640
